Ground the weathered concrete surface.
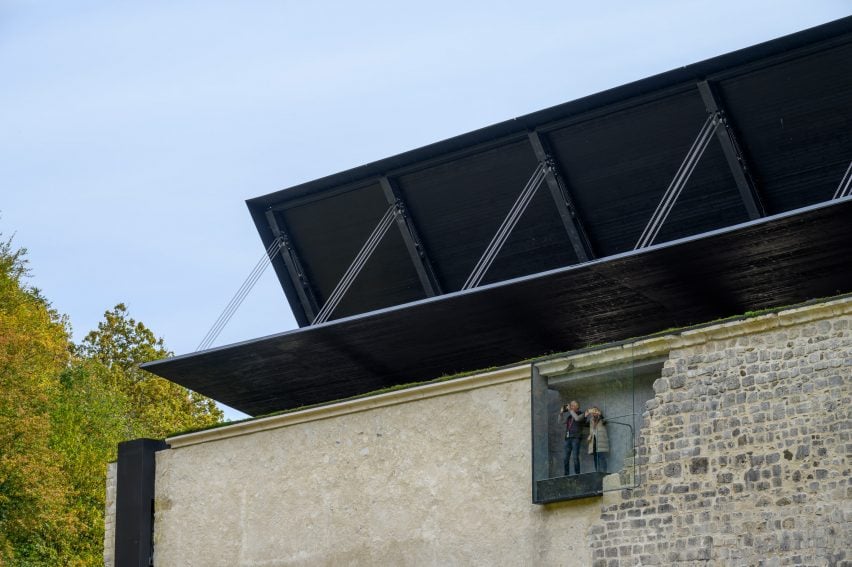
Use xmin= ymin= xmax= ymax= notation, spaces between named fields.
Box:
xmin=150 ymin=296 xmax=852 ymax=566
xmin=154 ymin=378 xmax=600 ymax=566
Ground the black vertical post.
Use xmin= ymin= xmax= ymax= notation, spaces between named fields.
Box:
xmin=115 ymin=438 xmax=168 ymax=567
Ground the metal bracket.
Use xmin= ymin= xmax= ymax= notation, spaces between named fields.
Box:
xmin=833 ymin=161 xmax=852 ymax=199
xmin=462 ymin=163 xmax=548 ymax=290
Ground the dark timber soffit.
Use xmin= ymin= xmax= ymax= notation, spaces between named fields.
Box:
xmin=246 ymin=17 xmax=852 ymax=326
xmin=144 ymin=199 xmax=852 ymax=416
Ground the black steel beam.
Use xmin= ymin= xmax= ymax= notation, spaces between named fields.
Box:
xmin=527 ymin=130 xmax=595 ymax=261
xmin=264 ymin=210 xmax=321 ymax=323
xmin=379 ymin=176 xmax=443 ymax=296
xmin=698 ymin=80 xmax=766 ymax=219
xmin=114 ymin=438 xmax=168 ymax=567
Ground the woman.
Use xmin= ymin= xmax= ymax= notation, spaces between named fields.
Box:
xmin=585 ymin=406 xmax=609 ymax=473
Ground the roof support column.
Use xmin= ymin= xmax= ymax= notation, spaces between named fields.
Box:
xmin=527 ymin=131 xmax=595 ymax=262
xmin=698 ymin=80 xmax=766 ymax=219
xmin=379 ymin=176 xmax=443 ymax=297
xmin=265 ymin=210 xmax=321 ymax=324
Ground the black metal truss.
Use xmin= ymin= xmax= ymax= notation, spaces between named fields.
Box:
xmin=379 ymin=176 xmax=443 ymax=297
xmin=265 ymin=210 xmax=321 ymax=323
xmin=527 ymin=130 xmax=595 ymax=262
xmin=698 ymin=80 xmax=766 ymax=219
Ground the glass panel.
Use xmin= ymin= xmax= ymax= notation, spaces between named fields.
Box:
xmin=531 ymin=342 xmax=664 ymax=503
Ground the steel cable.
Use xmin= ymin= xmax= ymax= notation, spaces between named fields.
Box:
xmin=313 ymin=205 xmax=396 ymax=324
xmin=635 ymin=113 xmax=719 ymax=249
xmin=833 ymin=160 xmax=852 ymax=199
xmin=462 ymin=163 xmax=547 ymax=290
xmin=314 ymin=208 xmax=394 ymax=323
xmin=196 ymin=238 xmax=282 ymax=351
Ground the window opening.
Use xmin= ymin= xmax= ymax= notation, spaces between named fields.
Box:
xmin=532 ymin=344 xmax=663 ymax=504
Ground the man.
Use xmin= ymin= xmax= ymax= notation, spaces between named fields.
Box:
xmin=559 ymin=400 xmax=584 ymax=476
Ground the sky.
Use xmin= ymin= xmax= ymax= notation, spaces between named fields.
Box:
xmin=2 ymin=1 xmax=849 ymax=419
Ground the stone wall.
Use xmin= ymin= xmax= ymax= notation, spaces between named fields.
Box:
xmin=104 ymin=461 xmax=117 ymax=567
xmin=588 ymin=310 xmax=851 ymax=566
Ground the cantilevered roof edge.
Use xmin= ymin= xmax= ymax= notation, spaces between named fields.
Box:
xmin=144 ymin=197 xmax=852 ymax=415
xmin=245 ymin=16 xmax=852 ymax=210
xmin=151 ymin=195 xmax=852 ymax=366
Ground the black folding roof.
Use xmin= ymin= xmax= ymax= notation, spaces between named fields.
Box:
xmin=144 ymin=198 xmax=852 ymax=416
xmin=144 ymin=18 xmax=852 ymax=416
xmin=247 ymin=16 xmax=852 ymax=327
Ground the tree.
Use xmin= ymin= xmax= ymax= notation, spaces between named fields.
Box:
xmin=49 ymin=362 xmax=130 ymax=565
xmin=0 ymin=239 xmax=76 ymax=565
xmin=78 ymin=303 xmax=222 ymax=439
xmin=0 ymin=235 xmax=222 ymax=565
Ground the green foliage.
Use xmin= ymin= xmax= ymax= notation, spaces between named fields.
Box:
xmin=79 ymin=304 xmax=222 ymax=438
xmin=0 ymin=238 xmax=76 ymax=565
xmin=49 ymin=362 xmax=130 ymax=565
xmin=0 ymin=237 xmax=223 ymax=565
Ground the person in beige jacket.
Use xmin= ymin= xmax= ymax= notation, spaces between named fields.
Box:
xmin=585 ymin=406 xmax=609 ymax=473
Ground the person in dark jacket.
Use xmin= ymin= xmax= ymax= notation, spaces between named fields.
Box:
xmin=559 ymin=400 xmax=585 ymax=475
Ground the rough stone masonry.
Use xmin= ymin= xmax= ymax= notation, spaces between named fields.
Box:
xmin=589 ymin=314 xmax=851 ymax=566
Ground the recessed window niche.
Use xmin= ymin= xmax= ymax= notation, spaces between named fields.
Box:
xmin=531 ymin=346 xmax=662 ymax=504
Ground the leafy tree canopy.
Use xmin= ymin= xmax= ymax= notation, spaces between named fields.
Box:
xmin=0 ymin=237 xmax=222 ymax=565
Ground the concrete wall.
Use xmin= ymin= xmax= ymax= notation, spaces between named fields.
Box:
xmin=150 ymin=297 xmax=852 ymax=566
xmin=154 ymin=370 xmax=600 ymax=566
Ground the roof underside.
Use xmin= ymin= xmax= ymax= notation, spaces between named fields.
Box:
xmin=144 ymin=18 xmax=852 ymax=416
xmin=247 ymin=17 xmax=852 ymax=327
xmin=144 ymin=199 xmax=852 ymax=416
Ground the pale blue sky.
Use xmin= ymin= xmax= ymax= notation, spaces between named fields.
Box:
xmin=2 ymin=1 xmax=849 ymax=419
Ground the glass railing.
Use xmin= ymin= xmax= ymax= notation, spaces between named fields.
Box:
xmin=531 ymin=343 xmax=662 ymax=503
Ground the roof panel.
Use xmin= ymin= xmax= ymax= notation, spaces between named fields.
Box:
xmin=147 ymin=199 xmax=852 ymax=416
xmin=718 ymin=41 xmax=852 ymax=212
xmin=247 ymin=19 xmax=852 ymax=325
xmin=546 ymin=89 xmax=744 ymax=255
xmin=395 ymin=139 xmax=544 ymax=291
